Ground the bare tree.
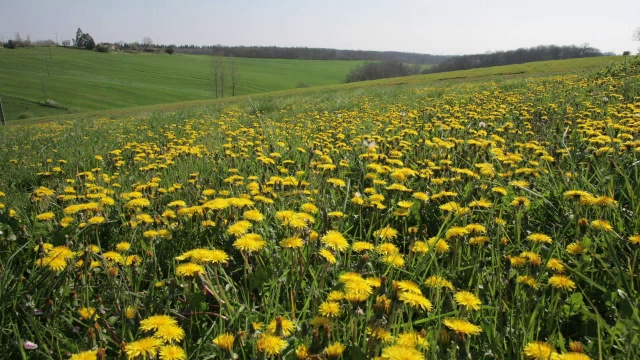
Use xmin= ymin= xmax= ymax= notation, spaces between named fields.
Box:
xmin=635 ymin=27 xmax=640 ymax=52
xmin=142 ymin=37 xmax=153 ymax=47
xmin=230 ymin=57 xmax=238 ymax=97
xmin=220 ymin=59 xmax=225 ymax=98
xmin=212 ymin=57 xmax=221 ymax=98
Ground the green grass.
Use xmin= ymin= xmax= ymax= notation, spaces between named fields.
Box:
xmin=0 ymin=54 xmax=639 ymax=359
xmin=0 ymin=47 xmax=367 ymax=120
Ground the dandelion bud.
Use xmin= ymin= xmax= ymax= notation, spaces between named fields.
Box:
xmin=108 ymin=267 xmax=119 ymax=277
xmin=569 ymin=341 xmax=584 ymax=353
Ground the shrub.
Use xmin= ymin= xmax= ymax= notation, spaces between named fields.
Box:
xmin=44 ymin=99 xmax=62 ymax=109
xmin=18 ymin=112 xmax=32 ymax=119
xmin=95 ymin=44 xmax=110 ymax=53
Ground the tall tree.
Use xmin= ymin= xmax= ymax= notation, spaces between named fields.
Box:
xmin=220 ymin=59 xmax=225 ymax=98
xmin=75 ymin=28 xmax=85 ymax=48
xmin=212 ymin=57 xmax=220 ymax=98
xmin=230 ymin=58 xmax=237 ymax=97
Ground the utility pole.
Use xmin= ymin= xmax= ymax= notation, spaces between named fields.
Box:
xmin=0 ymin=97 xmax=6 ymax=126
xmin=41 ymin=76 xmax=47 ymax=103
xmin=44 ymin=54 xmax=50 ymax=75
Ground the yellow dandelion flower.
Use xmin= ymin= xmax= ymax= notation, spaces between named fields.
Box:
xmin=628 ymin=234 xmax=640 ymax=245
xmin=352 ymin=241 xmax=374 ymax=252
xmin=243 ymin=209 xmax=265 ymax=222
xmin=300 ymin=203 xmax=319 ymax=214
xmin=563 ymin=190 xmax=591 ymax=200
xmin=412 ymin=192 xmax=429 ymax=201
xmin=521 ymin=251 xmax=542 ymax=266
xmin=566 ymin=242 xmax=587 ymax=254
xmin=546 ymin=258 xmax=565 ymax=273
xmin=381 ymin=344 xmax=424 ymax=360
xmin=321 ymin=231 xmax=349 ymax=252
xmin=508 ymin=256 xmax=527 ymax=267
xmin=517 ymin=275 xmax=540 ymax=288
xmin=454 ymin=291 xmax=481 ymax=310
xmin=227 ymin=220 xmax=252 ymax=236
xmin=125 ymin=337 xmax=163 ymax=360
xmin=398 ymin=291 xmax=433 ymax=311
xmin=69 ymin=350 xmax=97 ymax=360
xmin=153 ymin=323 xmax=185 ymax=343
xmin=36 ymin=212 xmax=56 ymax=221
xmin=325 ymin=342 xmax=346 ymax=359
xmin=78 ymin=307 xmax=99 ymax=320
xmin=319 ymin=249 xmax=337 ymax=264
xmin=280 ymin=236 xmax=304 ymax=249
xmin=425 ymin=275 xmax=454 ymax=290
xmin=327 ymin=291 xmax=345 ymax=301
xmin=257 ymin=334 xmax=288 ymax=357
xmin=465 ymin=223 xmax=486 ymax=234
xmin=103 ymin=251 xmax=124 ymax=265
xmin=492 ymin=186 xmax=508 ymax=196
xmin=327 ymin=178 xmax=346 ymax=187
xmin=318 ymin=301 xmax=342 ymax=318
xmin=116 ymin=242 xmax=131 ymax=252
xmin=382 ymin=254 xmax=405 ymax=267
xmin=140 ymin=315 xmax=178 ymax=331
xmin=523 ymin=341 xmax=559 ymax=360
xmin=397 ymin=200 xmax=414 ymax=209
xmin=374 ymin=226 xmax=399 ymax=240
xmin=125 ymin=198 xmax=151 ymax=209
xmin=468 ymin=198 xmax=493 ymax=208
xmin=442 ymin=318 xmax=482 ymax=335
xmin=590 ymin=219 xmax=613 ymax=232
xmin=377 ymin=242 xmax=400 ymax=255
xmin=527 ymin=233 xmax=553 ymax=244
xmin=159 ymin=345 xmax=187 ymax=360
xmin=233 ymin=233 xmax=267 ymax=252
xmin=267 ymin=317 xmax=295 ymax=336
xmin=559 ymin=352 xmax=590 ymax=360
xmin=367 ymin=326 xmax=395 ymax=344
xmin=296 ymin=345 xmax=309 ymax=359
xmin=125 ymin=306 xmax=137 ymax=319
xmin=511 ymin=196 xmax=531 ymax=207
xmin=87 ymin=216 xmax=105 ymax=224
xmin=445 ymin=226 xmax=469 ymax=239
xmin=548 ymin=275 xmax=576 ymax=291
xmin=212 ymin=333 xmax=235 ymax=351
xmin=394 ymin=280 xmax=421 ymax=294
xmin=175 ymin=263 xmax=204 ymax=277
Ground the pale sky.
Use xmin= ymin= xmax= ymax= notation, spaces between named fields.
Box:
xmin=1 ymin=0 xmax=639 ymax=55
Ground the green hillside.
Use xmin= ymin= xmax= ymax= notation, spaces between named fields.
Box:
xmin=0 ymin=47 xmax=366 ymax=120
xmin=0 ymin=55 xmax=639 ymax=359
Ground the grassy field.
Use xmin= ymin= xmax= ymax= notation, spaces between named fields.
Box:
xmin=0 ymin=56 xmax=639 ymax=359
xmin=0 ymin=47 xmax=367 ymax=121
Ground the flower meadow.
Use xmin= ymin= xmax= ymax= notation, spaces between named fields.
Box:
xmin=1 ymin=58 xmax=639 ymax=359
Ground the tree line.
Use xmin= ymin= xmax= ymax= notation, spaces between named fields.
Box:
xmin=345 ymin=61 xmax=421 ymax=83
xmin=425 ymin=45 xmax=604 ymax=73
xmin=175 ymin=45 xmax=450 ymax=64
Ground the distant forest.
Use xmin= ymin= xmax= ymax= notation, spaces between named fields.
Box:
xmin=175 ymin=45 xmax=451 ymax=64
xmin=426 ymin=45 xmax=603 ymax=73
